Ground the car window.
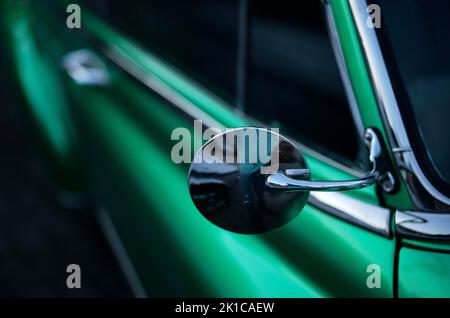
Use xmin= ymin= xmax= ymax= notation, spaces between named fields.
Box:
xmin=246 ymin=1 xmax=360 ymax=165
xmin=85 ymin=0 xmax=362 ymax=168
xmin=84 ymin=0 xmax=240 ymax=104
xmin=377 ymin=0 xmax=450 ymax=194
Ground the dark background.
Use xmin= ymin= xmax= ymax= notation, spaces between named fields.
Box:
xmin=0 ymin=42 xmax=131 ymax=297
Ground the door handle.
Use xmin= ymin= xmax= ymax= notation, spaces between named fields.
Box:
xmin=62 ymin=49 xmax=110 ymax=86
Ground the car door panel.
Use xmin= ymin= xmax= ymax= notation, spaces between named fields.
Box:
xmin=68 ymin=53 xmax=395 ymax=297
xmin=2 ymin=0 xmax=397 ymax=297
xmin=398 ymin=247 xmax=450 ymax=297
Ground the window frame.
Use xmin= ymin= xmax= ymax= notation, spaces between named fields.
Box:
xmin=349 ymin=0 xmax=450 ymax=210
xmin=373 ymin=0 xmax=450 ymax=198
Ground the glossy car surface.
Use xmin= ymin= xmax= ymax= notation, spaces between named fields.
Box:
xmin=1 ymin=0 xmax=449 ymax=297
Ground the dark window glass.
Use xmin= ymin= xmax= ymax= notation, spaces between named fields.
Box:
xmin=378 ymin=0 xmax=450 ymax=192
xmin=247 ymin=1 xmax=360 ymax=164
xmin=86 ymin=0 xmax=239 ymax=104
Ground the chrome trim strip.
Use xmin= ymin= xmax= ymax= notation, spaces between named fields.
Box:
xmin=309 ymin=192 xmax=391 ymax=237
xmin=96 ymin=207 xmax=147 ymax=298
xmin=396 ymin=210 xmax=450 ymax=240
xmin=391 ymin=147 xmax=412 ymax=153
xmin=349 ymin=0 xmax=450 ymax=208
xmin=267 ymin=128 xmax=396 ymax=194
xmin=104 ymin=48 xmax=225 ymax=130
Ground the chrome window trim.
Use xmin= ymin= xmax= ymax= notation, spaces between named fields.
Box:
xmin=104 ymin=48 xmax=226 ymax=131
xmin=310 ymin=192 xmax=390 ymax=237
xmin=349 ymin=0 xmax=450 ymax=209
xmin=396 ymin=210 xmax=450 ymax=240
xmin=96 ymin=207 xmax=147 ymax=297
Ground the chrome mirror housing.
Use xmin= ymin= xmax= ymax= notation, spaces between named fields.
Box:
xmin=188 ymin=127 xmax=395 ymax=234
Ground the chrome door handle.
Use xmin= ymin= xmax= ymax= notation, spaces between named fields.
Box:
xmin=266 ymin=128 xmax=396 ymax=193
xmin=62 ymin=49 xmax=110 ymax=86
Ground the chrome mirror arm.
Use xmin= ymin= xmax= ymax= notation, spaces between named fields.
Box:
xmin=266 ymin=128 xmax=396 ymax=193
xmin=188 ymin=127 xmax=397 ymax=234
xmin=265 ymin=169 xmax=379 ymax=192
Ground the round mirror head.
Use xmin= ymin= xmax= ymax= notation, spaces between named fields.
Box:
xmin=188 ymin=127 xmax=310 ymax=234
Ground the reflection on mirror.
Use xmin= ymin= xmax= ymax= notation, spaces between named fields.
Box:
xmin=188 ymin=127 xmax=310 ymax=234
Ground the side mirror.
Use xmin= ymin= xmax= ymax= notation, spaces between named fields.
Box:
xmin=188 ymin=127 xmax=394 ymax=234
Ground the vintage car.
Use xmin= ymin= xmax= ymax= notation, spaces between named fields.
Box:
xmin=2 ymin=0 xmax=449 ymax=297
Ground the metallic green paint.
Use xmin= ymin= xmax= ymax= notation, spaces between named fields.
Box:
xmin=330 ymin=1 xmax=450 ymax=297
xmin=399 ymin=247 xmax=450 ymax=297
xmin=0 ymin=0 xmax=404 ymax=297
xmin=68 ymin=72 xmax=395 ymax=296
xmin=82 ymin=3 xmax=380 ymax=206
xmin=3 ymin=3 xmax=83 ymax=190
xmin=330 ymin=0 xmax=450 ymax=297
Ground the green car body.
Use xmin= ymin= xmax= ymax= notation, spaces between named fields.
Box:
xmin=2 ymin=0 xmax=450 ymax=297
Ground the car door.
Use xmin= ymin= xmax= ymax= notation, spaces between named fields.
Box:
xmin=2 ymin=0 xmax=400 ymax=297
